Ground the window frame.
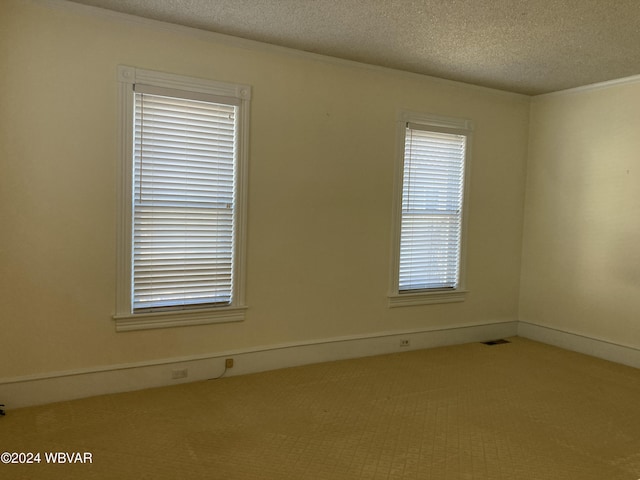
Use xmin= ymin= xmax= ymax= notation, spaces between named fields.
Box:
xmin=114 ymin=66 xmax=251 ymax=331
xmin=388 ymin=110 xmax=473 ymax=308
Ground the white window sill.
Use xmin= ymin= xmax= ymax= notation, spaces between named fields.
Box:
xmin=113 ymin=305 xmax=247 ymax=332
xmin=388 ymin=290 xmax=467 ymax=308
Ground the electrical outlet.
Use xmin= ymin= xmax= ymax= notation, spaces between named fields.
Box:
xmin=171 ymin=368 xmax=188 ymax=379
xmin=225 ymin=358 xmax=234 ymax=369
xmin=400 ymin=339 xmax=410 ymax=347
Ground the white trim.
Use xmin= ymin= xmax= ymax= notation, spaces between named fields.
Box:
xmin=0 ymin=321 xmax=517 ymax=408
xmin=388 ymin=110 xmax=473 ymax=306
xmin=113 ymin=306 xmax=247 ymax=332
xmin=534 ymin=73 xmax=640 ymax=99
xmin=5 ymin=320 xmax=638 ymax=409
xmin=388 ymin=290 xmax=468 ymax=307
xmin=400 ymin=111 xmax=474 ymax=132
xmin=517 ymin=321 xmax=640 ymax=369
xmin=39 ymin=0 xmax=528 ymax=101
xmin=115 ymin=66 xmax=250 ymax=330
xmin=115 ymin=74 xmax=134 ymax=319
xmin=118 ymin=65 xmax=251 ymax=100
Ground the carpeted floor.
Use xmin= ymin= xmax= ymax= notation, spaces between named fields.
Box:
xmin=1 ymin=337 xmax=639 ymax=479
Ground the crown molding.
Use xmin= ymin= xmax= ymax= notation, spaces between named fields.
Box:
xmin=534 ymin=73 xmax=640 ymax=99
xmin=38 ymin=0 xmax=529 ymax=101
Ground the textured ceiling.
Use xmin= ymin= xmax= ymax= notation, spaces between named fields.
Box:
xmin=65 ymin=0 xmax=640 ymax=95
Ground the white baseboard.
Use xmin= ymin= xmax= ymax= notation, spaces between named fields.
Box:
xmin=0 ymin=321 xmax=517 ymax=409
xmin=518 ymin=321 xmax=640 ymax=369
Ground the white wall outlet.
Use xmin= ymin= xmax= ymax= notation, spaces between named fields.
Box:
xmin=400 ymin=339 xmax=410 ymax=347
xmin=171 ymin=368 xmax=188 ymax=379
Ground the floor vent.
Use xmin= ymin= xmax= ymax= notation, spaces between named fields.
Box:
xmin=482 ymin=339 xmax=511 ymax=346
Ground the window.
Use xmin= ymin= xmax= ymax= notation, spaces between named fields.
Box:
xmin=389 ymin=111 xmax=472 ymax=307
xmin=114 ymin=66 xmax=250 ymax=331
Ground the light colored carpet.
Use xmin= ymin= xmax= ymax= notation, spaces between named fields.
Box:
xmin=1 ymin=337 xmax=639 ymax=479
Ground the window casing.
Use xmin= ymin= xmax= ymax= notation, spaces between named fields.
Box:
xmin=389 ymin=111 xmax=472 ymax=307
xmin=114 ymin=66 xmax=250 ymax=331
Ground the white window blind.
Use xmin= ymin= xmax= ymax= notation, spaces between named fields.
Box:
xmin=399 ymin=124 xmax=467 ymax=292
xmin=132 ymin=86 xmax=239 ymax=311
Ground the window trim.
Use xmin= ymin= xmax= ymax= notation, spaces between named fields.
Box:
xmin=388 ymin=110 xmax=473 ymax=308
xmin=114 ymin=66 xmax=250 ymax=331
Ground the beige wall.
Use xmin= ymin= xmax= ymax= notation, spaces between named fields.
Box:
xmin=0 ymin=0 xmax=529 ymax=378
xmin=520 ymin=83 xmax=640 ymax=348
